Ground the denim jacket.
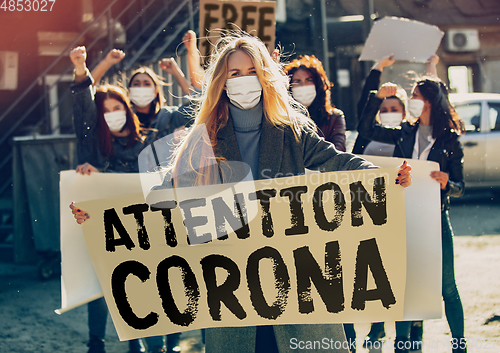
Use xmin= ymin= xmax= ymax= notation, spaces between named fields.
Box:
xmin=72 ymin=75 xmax=194 ymax=173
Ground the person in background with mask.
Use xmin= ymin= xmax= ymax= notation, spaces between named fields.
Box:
xmin=350 ymin=55 xmax=449 ymax=351
xmin=284 ymin=55 xmax=347 ymax=151
xmin=361 ymin=86 xmax=408 ymax=156
xmin=91 ymin=49 xmax=193 ymax=141
xmin=357 ymin=76 xmax=466 ymax=353
xmin=352 ymin=54 xmax=396 ymax=155
xmin=344 ymin=81 xmax=410 ymax=353
xmin=70 ymin=47 xmax=183 ymax=353
xmin=70 ymin=46 xmax=156 ymax=353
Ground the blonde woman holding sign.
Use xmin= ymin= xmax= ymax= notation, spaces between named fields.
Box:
xmin=162 ymin=34 xmax=411 ymax=352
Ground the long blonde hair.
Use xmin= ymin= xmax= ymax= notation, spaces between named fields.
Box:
xmin=170 ymin=35 xmax=308 ymax=186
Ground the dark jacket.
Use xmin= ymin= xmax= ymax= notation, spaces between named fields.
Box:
xmin=136 ymin=101 xmax=193 ymax=139
xmin=71 ymin=75 xmax=191 ymax=172
xmin=314 ymin=108 xmax=347 ymax=152
xmin=71 ymin=75 xmax=153 ymax=172
xmin=358 ymin=92 xmax=465 ymax=210
xmin=163 ymin=116 xmax=376 ymax=189
xmin=352 ymin=69 xmax=382 ymax=154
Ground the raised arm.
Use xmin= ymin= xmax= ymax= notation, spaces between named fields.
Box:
xmin=372 ymin=54 xmax=395 ymax=73
xmin=182 ymin=30 xmax=205 ymax=89
xmin=357 ymin=83 xmax=402 ymax=145
xmin=358 ymin=54 xmax=395 ymax=116
xmin=70 ymin=46 xmax=89 ymax=83
xmin=426 ymin=54 xmax=439 ymax=78
xmin=70 ymin=46 xmax=99 ymax=165
xmin=90 ymin=49 xmax=125 ymax=85
xmin=159 ymin=58 xmax=193 ymax=95
xmin=70 ymin=47 xmax=98 ymax=140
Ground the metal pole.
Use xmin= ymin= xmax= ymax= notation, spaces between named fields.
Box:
xmin=362 ymin=0 xmax=374 ymax=75
xmin=108 ymin=8 xmax=113 ymax=49
xmin=188 ymin=0 xmax=194 ymax=31
xmin=320 ymin=0 xmax=330 ymax=78
xmin=335 ymin=47 xmax=341 ymax=109
xmin=44 ymin=77 xmax=50 ymax=134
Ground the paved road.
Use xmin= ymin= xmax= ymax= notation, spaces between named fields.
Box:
xmin=449 ymin=190 xmax=500 ymax=236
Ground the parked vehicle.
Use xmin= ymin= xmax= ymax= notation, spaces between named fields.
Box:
xmin=450 ymin=93 xmax=500 ymax=191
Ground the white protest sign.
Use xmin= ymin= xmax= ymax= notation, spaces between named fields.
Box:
xmin=56 ymin=171 xmax=144 ymax=314
xmin=361 ymin=156 xmax=443 ymax=320
xmin=199 ymin=0 xmax=276 ymax=58
xmin=76 ymin=169 xmax=407 ymax=340
xmin=57 ymin=159 xmax=442 ymax=322
xmin=359 ymin=16 xmax=444 ymax=63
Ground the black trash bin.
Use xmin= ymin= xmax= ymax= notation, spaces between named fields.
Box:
xmin=13 ymin=134 xmax=78 ymax=279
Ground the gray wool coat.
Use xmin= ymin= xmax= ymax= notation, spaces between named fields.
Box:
xmin=169 ymin=115 xmax=375 ymax=187
xmin=165 ymin=115 xmax=375 ymax=353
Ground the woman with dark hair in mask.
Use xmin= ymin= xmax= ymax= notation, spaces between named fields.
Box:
xmin=284 ymin=55 xmax=346 ymax=151
xmin=70 ymin=46 xmax=183 ymax=353
xmin=70 ymin=46 xmax=155 ymax=353
xmin=70 ymin=47 xmax=155 ymax=176
xmin=352 ymin=54 xmax=396 ymax=155
xmin=343 ymin=84 xmax=409 ymax=353
xmin=357 ymin=77 xmax=466 ymax=353
xmin=91 ymin=49 xmax=193 ymax=140
xmin=348 ymin=54 xmax=423 ymax=352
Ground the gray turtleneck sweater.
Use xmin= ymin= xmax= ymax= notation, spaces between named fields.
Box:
xmin=228 ymin=100 xmax=263 ymax=180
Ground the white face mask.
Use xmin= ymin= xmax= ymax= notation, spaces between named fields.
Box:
xmin=379 ymin=112 xmax=403 ymax=127
xmin=129 ymin=86 xmax=156 ymax=108
xmin=292 ymin=85 xmax=316 ymax=107
xmin=408 ymin=98 xmax=425 ymax=118
xmin=104 ymin=110 xmax=127 ymax=132
xmin=225 ymin=76 xmax=262 ymax=110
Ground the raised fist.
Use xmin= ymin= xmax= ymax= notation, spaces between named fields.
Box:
xmin=105 ymin=49 xmax=125 ymax=65
xmin=70 ymin=46 xmax=87 ymax=68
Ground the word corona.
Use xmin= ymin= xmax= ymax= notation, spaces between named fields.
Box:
xmin=112 ymin=238 xmax=396 ymax=329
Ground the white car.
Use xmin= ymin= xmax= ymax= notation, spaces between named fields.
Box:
xmin=450 ymin=93 xmax=500 ymax=191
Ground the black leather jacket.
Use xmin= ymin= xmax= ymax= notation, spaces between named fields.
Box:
xmin=358 ymin=92 xmax=465 ymax=210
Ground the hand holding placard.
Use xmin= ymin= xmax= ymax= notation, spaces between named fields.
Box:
xmin=359 ymin=17 xmax=444 ymax=63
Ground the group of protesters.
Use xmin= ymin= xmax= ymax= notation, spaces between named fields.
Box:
xmin=69 ymin=27 xmax=465 ymax=353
